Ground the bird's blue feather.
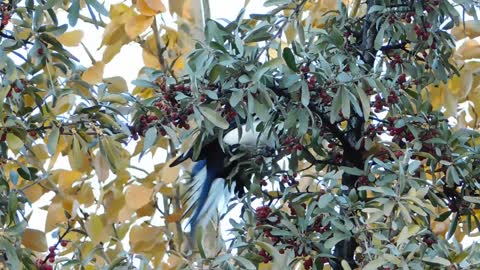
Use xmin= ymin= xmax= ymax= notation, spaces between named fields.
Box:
xmin=188 ymin=159 xmax=219 ymax=231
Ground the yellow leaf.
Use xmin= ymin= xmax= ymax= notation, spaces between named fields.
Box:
xmin=75 ymin=184 xmax=95 ymax=206
xmin=125 ymin=185 xmax=153 ymax=210
xmin=172 ymin=55 xmax=185 ymax=73
xmin=132 ymin=85 xmax=156 ymax=99
xmin=145 ymin=0 xmax=166 ymax=12
xmin=129 ymin=224 xmax=164 ymax=253
xmin=143 ymin=49 xmax=161 ymax=68
xmin=85 ymin=215 xmax=109 ymax=244
xmin=23 ymin=184 xmax=44 ymax=202
xmin=51 ymin=94 xmax=75 ymax=115
xmin=93 ymin=152 xmax=110 ymax=182
xmin=423 ymin=84 xmax=445 ymax=110
xmin=452 ymin=20 xmax=480 ymax=40
xmin=104 ymin=190 xmax=125 ymax=223
xmin=46 ymin=202 xmax=67 ymax=232
xmin=448 ymin=73 xmax=472 ymax=100
xmin=136 ymin=202 xmax=155 ymax=217
xmin=159 ymin=159 xmax=180 ymax=184
xmin=168 ymin=0 xmax=186 ymax=16
xmin=125 ymin=15 xmax=154 ymax=40
xmin=102 ymin=23 xmax=129 ymax=47
xmin=82 ymin=62 xmax=105 ymax=84
xmin=158 ymin=186 xmax=174 ymax=197
xmin=57 ymin=30 xmax=84 ymax=47
xmin=31 ymin=144 xmax=49 ymax=160
xmin=22 ymin=229 xmax=48 ymax=252
xmin=61 ymin=197 xmax=74 ymax=215
xmin=100 ymin=136 xmax=130 ymax=174
xmin=137 ymin=0 xmax=165 ymax=16
xmin=456 ymin=38 xmax=480 ymax=60
xmin=104 ymin=76 xmax=128 ymax=93
xmin=57 ymin=170 xmax=82 ymax=191
xmin=118 ymin=205 xmax=136 ymax=222
xmin=102 ymin=41 xmax=124 ymax=64
xmin=6 ymin=133 xmax=23 ymax=152
xmin=165 ymin=209 xmax=183 ymax=223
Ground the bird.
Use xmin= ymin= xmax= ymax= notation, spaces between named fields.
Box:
xmin=170 ymin=121 xmax=274 ymax=235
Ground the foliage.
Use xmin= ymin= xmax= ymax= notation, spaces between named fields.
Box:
xmin=1 ymin=0 xmax=480 ymax=269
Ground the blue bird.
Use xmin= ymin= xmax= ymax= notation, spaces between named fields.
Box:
xmin=170 ymin=122 xmax=273 ymax=234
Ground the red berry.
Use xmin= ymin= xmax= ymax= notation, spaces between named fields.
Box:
xmin=256 ymin=206 xmax=271 ymax=221
xmin=200 ymin=95 xmax=206 ymax=102
xmin=29 ymin=130 xmax=37 ymax=137
xmin=0 ymin=133 xmax=6 ymax=142
xmin=60 ymin=240 xmax=68 ymax=247
xmin=147 ymin=115 xmax=158 ymax=123
xmin=44 ymin=265 xmax=53 ymax=270
xmin=37 ymin=48 xmax=44 ymax=55
xmin=303 ymin=257 xmax=313 ymax=269
xmin=48 ymin=256 xmax=55 ymax=263
xmin=48 ymin=246 xmax=55 ymax=253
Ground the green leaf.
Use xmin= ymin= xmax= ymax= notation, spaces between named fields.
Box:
xmin=446 ymin=212 xmax=458 ymax=240
xmin=9 ymin=170 xmax=19 ymax=185
xmin=318 ymin=193 xmax=333 ymax=207
xmin=199 ymin=106 xmax=229 ymax=129
xmin=374 ymin=23 xmax=387 ymax=50
xmin=68 ymin=0 xmax=80 ymax=26
xmin=282 ymin=48 xmax=298 ymax=72
xmin=363 ymin=258 xmax=386 ymax=270
xmin=0 ymin=239 xmax=20 ymax=269
xmin=463 ymin=196 xmax=480 ymax=204
xmin=6 ymin=133 xmax=23 ymax=152
xmin=143 ymin=127 xmax=158 ymax=153
xmin=17 ymin=167 xmax=39 ymax=181
xmin=324 ymin=233 xmax=349 ymax=249
xmin=301 ymin=81 xmax=310 ymax=107
xmin=264 ymin=0 xmax=290 ymax=6
xmin=357 ymin=86 xmax=371 ymax=121
xmin=244 ymin=25 xmax=272 ymax=43
xmin=230 ymin=91 xmax=243 ymax=107
xmin=407 ymin=160 xmax=421 ymax=175
xmin=255 ymin=57 xmax=283 ymax=80
xmin=422 ymin=256 xmax=451 ymax=266
xmin=232 ymin=256 xmax=256 ymax=270
xmin=84 ymin=0 xmax=109 ymax=16
xmin=47 ymin=127 xmax=60 ymax=155
xmin=33 ymin=7 xmax=44 ymax=31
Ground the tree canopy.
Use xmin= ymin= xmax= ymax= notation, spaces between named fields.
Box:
xmin=1 ymin=0 xmax=480 ymax=269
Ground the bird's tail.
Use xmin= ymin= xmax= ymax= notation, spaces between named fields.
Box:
xmin=183 ymin=161 xmax=231 ymax=237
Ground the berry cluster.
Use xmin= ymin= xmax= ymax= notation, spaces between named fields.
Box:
xmin=303 ymin=257 xmax=313 ymax=270
xmin=255 ymin=206 xmax=271 ymax=222
xmin=422 ymin=235 xmax=437 ymax=247
xmin=258 ymin=249 xmax=273 ymax=264
xmin=155 ymin=82 xmax=194 ymax=130
xmin=373 ymin=90 xmax=400 ymax=113
xmin=223 ymin=106 xmax=238 ymax=122
xmin=413 ymin=24 xmax=430 ymax=41
xmin=311 ymin=215 xmax=330 ymax=233
xmin=282 ymin=136 xmax=303 ymax=154
xmin=5 ymin=79 xmax=27 ymax=98
xmin=389 ymin=54 xmax=403 ymax=69
xmin=129 ymin=114 xmax=159 ymax=140
xmin=0 ymin=3 xmax=11 ymax=29
xmin=280 ymin=173 xmax=298 ymax=186
xmin=35 ymin=241 xmax=68 ymax=270
xmin=356 ymin=175 xmax=370 ymax=187
xmin=302 ymin=66 xmax=334 ymax=105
